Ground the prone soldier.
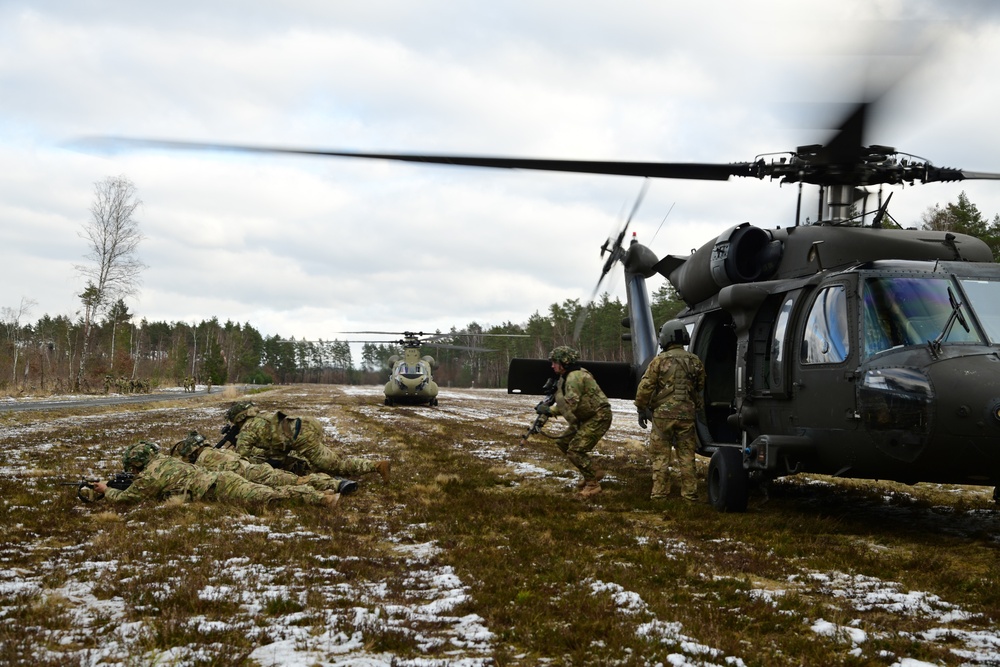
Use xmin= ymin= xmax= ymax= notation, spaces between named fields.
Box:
xmin=169 ymin=431 xmax=358 ymax=496
xmin=88 ymin=441 xmax=340 ymax=508
xmin=224 ymin=401 xmax=391 ymax=483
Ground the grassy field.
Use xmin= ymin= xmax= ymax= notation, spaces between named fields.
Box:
xmin=1 ymin=383 xmax=998 ymax=666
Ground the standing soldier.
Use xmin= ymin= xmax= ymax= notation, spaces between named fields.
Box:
xmin=224 ymin=401 xmax=391 ymax=483
xmin=634 ymin=319 xmax=706 ymax=502
xmin=534 ymin=346 xmax=612 ymax=498
xmin=90 ymin=441 xmax=340 ymax=507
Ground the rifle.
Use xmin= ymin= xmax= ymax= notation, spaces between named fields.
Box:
xmin=519 ymin=376 xmax=559 ymax=446
xmin=215 ymin=422 xmax=241 ymax=449
xmin=59 ymin=472 xmax=135 ymax=503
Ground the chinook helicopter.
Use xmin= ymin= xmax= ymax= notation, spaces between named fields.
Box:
xmin=345 ymin=330 xmax=512 ymax=406
xmin=85 ymin=93 xmax=1000 ymax=512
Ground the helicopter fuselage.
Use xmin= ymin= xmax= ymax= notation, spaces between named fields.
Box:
xmin=690 ymin=259 xmax=1000 ymax=487
xmin=384 ymin=346 xmax=439 ymax=406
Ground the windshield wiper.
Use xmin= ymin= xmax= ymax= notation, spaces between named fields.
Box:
xmin=929 ymin=286 xmax=970 ymax=356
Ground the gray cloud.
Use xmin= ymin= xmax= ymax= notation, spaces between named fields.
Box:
xmin=3 ymin=1 xmax=1000 ymax=343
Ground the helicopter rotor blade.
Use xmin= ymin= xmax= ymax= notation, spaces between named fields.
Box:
xmin=573 ymin=181 xmax=648 ymax=343
xmin=73 ymin=136 xmax=754 ymax=181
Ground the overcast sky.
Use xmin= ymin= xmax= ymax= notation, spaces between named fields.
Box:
xmin=4 ymin=0 xmax=1000 ymax=350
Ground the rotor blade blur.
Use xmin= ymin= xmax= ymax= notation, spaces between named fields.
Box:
xmin=72 ymin=137 xmax=749 ymax=181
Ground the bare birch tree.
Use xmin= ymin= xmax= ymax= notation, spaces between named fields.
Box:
xmin=2 ymin=297 xmax=37 ymax=390
xmin=75 ymin=175 xmax=145 ymax=390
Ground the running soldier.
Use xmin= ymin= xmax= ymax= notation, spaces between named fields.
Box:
xmin=634 ymin=319 xmax=706 ymax=502
xmin=534 ymin=346 xmax=612 ymax=498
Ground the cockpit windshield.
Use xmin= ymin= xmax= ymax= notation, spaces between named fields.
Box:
xmin=862 ymin=276 xmax=982 ymax=358
xmin=960 ymin=279 xmax=1000 ymax=344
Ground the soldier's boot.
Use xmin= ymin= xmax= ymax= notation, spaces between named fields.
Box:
xmin=337 ymin=479 xmax=359 ymax=496
xmin=321 ymin=491 xmax=341 ymax=508
xmin=375 ymin=460 xmax=391 ymax=484
xmin=579 ymin=480 xmax=602 ymax=499
xmin=577 ymin=469 xmax=605 ymax=490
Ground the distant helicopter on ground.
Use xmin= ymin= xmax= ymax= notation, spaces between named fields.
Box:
xmin=344 ymin=330 xmax=519 ymax=406
xmin=90 ymin=89 xmax=1000 ymax=512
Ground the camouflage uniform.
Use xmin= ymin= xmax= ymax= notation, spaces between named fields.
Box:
xmin=171 ymin=433 xmax=352 ymax=493
xmin=550 ymin=366 xmax=612 ymax=484
xmin=104 ymin=451 xmax=332 ymax=506
xmin=235 ymin=412 xmax=377 ymax=478
xmin=634 ymin=344 xmax=706 ymax=501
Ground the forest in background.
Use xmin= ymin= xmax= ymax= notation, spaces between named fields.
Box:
xmin=0 ymin=283 xmax=683 ymax=394
xmin=3 ymin=191 xmax=998 ymax=396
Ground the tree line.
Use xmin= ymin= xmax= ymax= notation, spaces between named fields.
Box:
xmin=0 ymin=283 xmax=685 ymax=394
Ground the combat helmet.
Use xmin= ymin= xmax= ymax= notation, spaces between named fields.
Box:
xmin=122 ymin=440 xmax=160 ymax=472
xmin=226 ymin=400 xmax=258 ymax=424
xmin=172 ymin=430 xmax=206 ymax=460
xmin=548 ymin=345 xmax=579 ymax=366
xmin=659 ymin=319 xmax=690 ymax=348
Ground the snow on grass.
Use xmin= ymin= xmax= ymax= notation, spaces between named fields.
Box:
xmin=3 ymin=386 xmax=1000 ymax=665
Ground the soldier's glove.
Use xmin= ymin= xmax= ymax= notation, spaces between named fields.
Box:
xmin=637 ymin=408 xmax=650 ymax=429
xmin=534 ymin=404 xmax=552 ymax=416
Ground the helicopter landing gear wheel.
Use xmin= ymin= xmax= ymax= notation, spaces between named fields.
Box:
xmin=707 ymin=447 xmax=749 ymax=513
xmin=385 ymin=397 xmax=393 ymax=406
xmin=429 ymin=398 xmax=438 ymax=406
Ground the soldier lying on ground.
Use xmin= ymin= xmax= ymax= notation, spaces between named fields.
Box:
xmin=87 ymin=441 xmax=341 ymax=508
xmin=224 ymin=401 xmax=391 ymax=483
xmin=169 ymin=431 xmax=358 ymax=496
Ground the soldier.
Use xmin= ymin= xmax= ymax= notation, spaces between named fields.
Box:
xmin=634 ymin=319 xmax=706 ymax=502
xmin=90 ymin=441 xmax=340 ymax=507
xmin=224 ymin=401 xmax=391 ymax=483
xmin=534 ymin=346 xmax=612 ymax=498
xmin=169 ymin=431 xmax=358 ymax=495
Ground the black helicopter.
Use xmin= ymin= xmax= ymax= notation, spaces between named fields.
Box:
xmin=84 ymin=98 xmax=1000 ymax=512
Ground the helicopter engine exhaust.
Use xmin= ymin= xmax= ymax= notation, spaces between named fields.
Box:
xmin=670 ymin=223 xmax=783 ymax=305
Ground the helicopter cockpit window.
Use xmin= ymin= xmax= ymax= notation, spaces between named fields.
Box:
xmin=959 ymin=279 xmax=1000 ymax=344
xmin=801 ymin=285 xmax=849 ymax=365
xmin=768 ymin=297 xmax=794 ymax=389
xmin=862 ymin=276 xmax=982 ymax=358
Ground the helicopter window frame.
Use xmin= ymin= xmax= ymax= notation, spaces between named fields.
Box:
xmin=958 ymin=278 xmax=1000 ymax=345
xmin=861 ymin=274 xmax=984 ymax=359
xmin=767 ymin=294 xmax=797 ymax=393
xmin=800 ymin=284 xmax=851 ymax=365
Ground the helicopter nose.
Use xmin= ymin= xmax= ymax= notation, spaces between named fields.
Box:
xmin=928 ymin=353 xmax=1000 ymax=436
xmin=925 ymin=352 xmax=1000 ymax=483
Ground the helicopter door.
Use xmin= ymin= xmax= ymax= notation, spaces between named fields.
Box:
xmin=790 ymin=282 xmax=859 ymax=442
xmin=690 ymin=310 xmax=739 ymax=444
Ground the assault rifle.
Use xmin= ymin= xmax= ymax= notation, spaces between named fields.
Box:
xmin=60 ymin=472 xmax=135 ymax=503
xmin=519 ymin=376 xmax=559 ymax=446
xmin=215 ymin=422 xmax=241 ymax=449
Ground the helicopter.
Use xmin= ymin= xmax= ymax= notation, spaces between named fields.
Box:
xmin=343 ymin=330 xmax=514 ymax=406
xmin=86 ymin=94 xmax=1000 ymax=512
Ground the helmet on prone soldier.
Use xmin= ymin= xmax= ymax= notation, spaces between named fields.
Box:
xmin=122 ymin=440 xmax=160 ymax=472
xmin=173 ymin=430 xmax=206 ymax=458
xmin=226 ymin=401 xmax=258 ymax=424
xmin=659 ymin=319 xmax=690 ymax=348
xmin=548 ymin=345 xmax=579 ymax=366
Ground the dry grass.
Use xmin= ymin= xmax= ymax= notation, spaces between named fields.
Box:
xmin=1 ymin=383 xmax=999 ymax=666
